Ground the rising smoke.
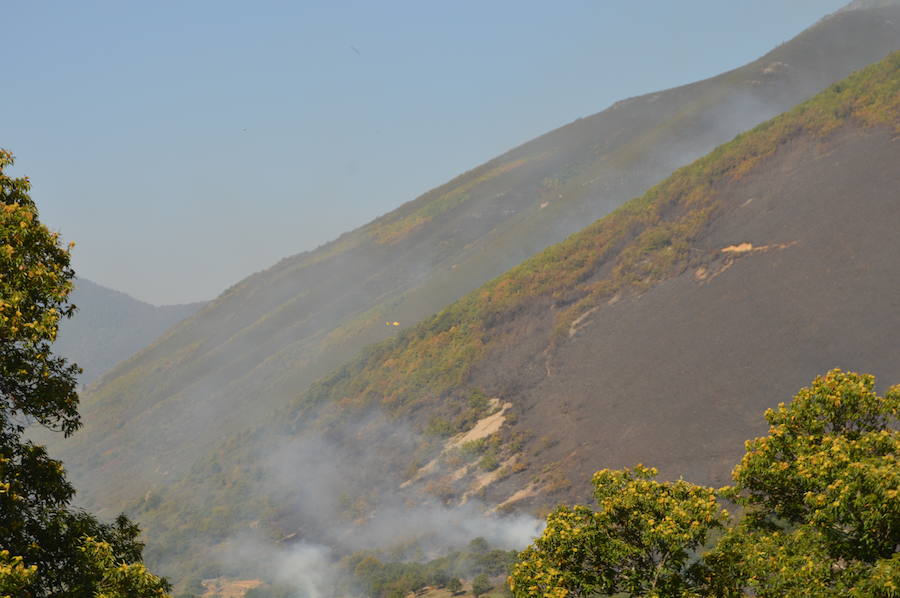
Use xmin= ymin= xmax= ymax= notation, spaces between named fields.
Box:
xmin=216 ymin=417 xmax=544 ymax=597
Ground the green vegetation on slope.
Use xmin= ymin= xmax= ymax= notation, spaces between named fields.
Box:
xmin=345 ymin=539 xmax=516 ymax=598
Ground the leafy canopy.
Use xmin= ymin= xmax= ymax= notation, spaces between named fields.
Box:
xmin=509 ymin=466 xmax=727 ymax=598
xmin=0 ymin=149 xmax=79 ymax=436
xmin=510 ymin=370 xmax=900 ymax=598
xmin=0 ymin=150 xmax=169 ymax=597
xmin=706 ymin=369 xmax=900 ymax=597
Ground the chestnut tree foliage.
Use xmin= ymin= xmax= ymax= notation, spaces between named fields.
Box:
xmin=509 ymin=467 xmax=727 ymax=598
xmin=706 ymin=369 xmax=900 ymax=597
xmin=509 ymin=370 xmax=899 ymax=598
xmin=0 ymin=150 xmax=169 ymax=597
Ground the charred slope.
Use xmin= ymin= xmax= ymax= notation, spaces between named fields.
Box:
xmin=495 ymin=122 xmax=900 ymax=503
xmin=53 ymin=3 xmax=900 ymax=518
xmin=136 ymin=50 xmax=900 ymax=581
xmin=54 ymin=279 xmax=203 ymax=385
xmin=279 ymin=50 xmax=900 ymax=511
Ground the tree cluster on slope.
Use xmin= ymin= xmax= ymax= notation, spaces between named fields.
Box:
xmin=346 ymin=538 xmax=515 ymax=598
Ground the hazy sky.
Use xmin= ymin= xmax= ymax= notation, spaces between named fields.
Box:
xmin=4 ymin=1 xmax=849 ymax=305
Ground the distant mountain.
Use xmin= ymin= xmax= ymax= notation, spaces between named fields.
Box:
xmin=147 ymin=48 xmax=900 ymax=582
xmin=199 ymin=46 xmax=900 ymax=543
xmin=43 ymin=2 xmax=900 ymax=583
xmin=55 ymin=279 xmax=203 ymax=385
xmin=288 ymin=49 xmax=900 ymax=504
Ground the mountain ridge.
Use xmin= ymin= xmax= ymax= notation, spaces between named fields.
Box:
xmin=61 ymin=4 xmax=900 ymax=490
xmin=54 ymin=278 xmax=203 ymax=385
xmin=289 ymin=49 xmax=900 ymax=432
xmin=133 ymin=49 xmax=900 ymax=581
xmin=42 ymin=4 xmax=900 ymax=582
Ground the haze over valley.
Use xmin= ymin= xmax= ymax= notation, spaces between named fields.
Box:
xmin=4 ymin=2 xmax=900 ymax=597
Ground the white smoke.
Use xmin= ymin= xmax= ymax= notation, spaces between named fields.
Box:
xmin=217 ymin=414 xmax=545 ymax=596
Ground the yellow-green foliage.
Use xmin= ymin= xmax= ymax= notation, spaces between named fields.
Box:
xmin=1 ymin=152 xmax=169 ymax=596
xmin=0 ymin=550 xmax=36 ymax=598
xmin=704 ymin=369 xmax=900 ymax=597
xmin=511 ymin=370 xmax=900 ymax=598
xmin=372 ymin=158 xmax=531 ymax=245
xmin=0 ymin=149 xmax=74 ymax=346
xmin=81 ymin=538 xmax=171 ymax=598
xmin=509 ymin=465 xmax=727 ymax=598
xmin=301 ymin=51 xmax=900 ymax=420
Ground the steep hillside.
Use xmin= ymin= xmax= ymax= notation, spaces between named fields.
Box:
xmin=138 ymin=48 xmax=900 ymax=583
xmin=52 ymin=4 xmax=900 ymax=522
xmin=274 ymin=48 xmax=900 ymax=500
xmin=54 ymin=279 xmax=203 ymax=385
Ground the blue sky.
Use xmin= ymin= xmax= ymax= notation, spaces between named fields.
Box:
xmin=3 ymin=0 xmax=849 ymax=304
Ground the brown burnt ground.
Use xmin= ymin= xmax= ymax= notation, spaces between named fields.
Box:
xmin=477 ymin=125 xmax=900 ymax=507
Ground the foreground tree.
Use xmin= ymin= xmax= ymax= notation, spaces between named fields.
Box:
xmin=0 ymin=150 xmax=169 ymax=596
xmin=704 ymin=369 xmax=900 ymax=597
xmin=508 ymin=466 xmax=727 ymax=598
xmin=510 ymin=369 xmax=899 ymax=598
xmin=0 ymin=550 xmax=36 ymax=597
